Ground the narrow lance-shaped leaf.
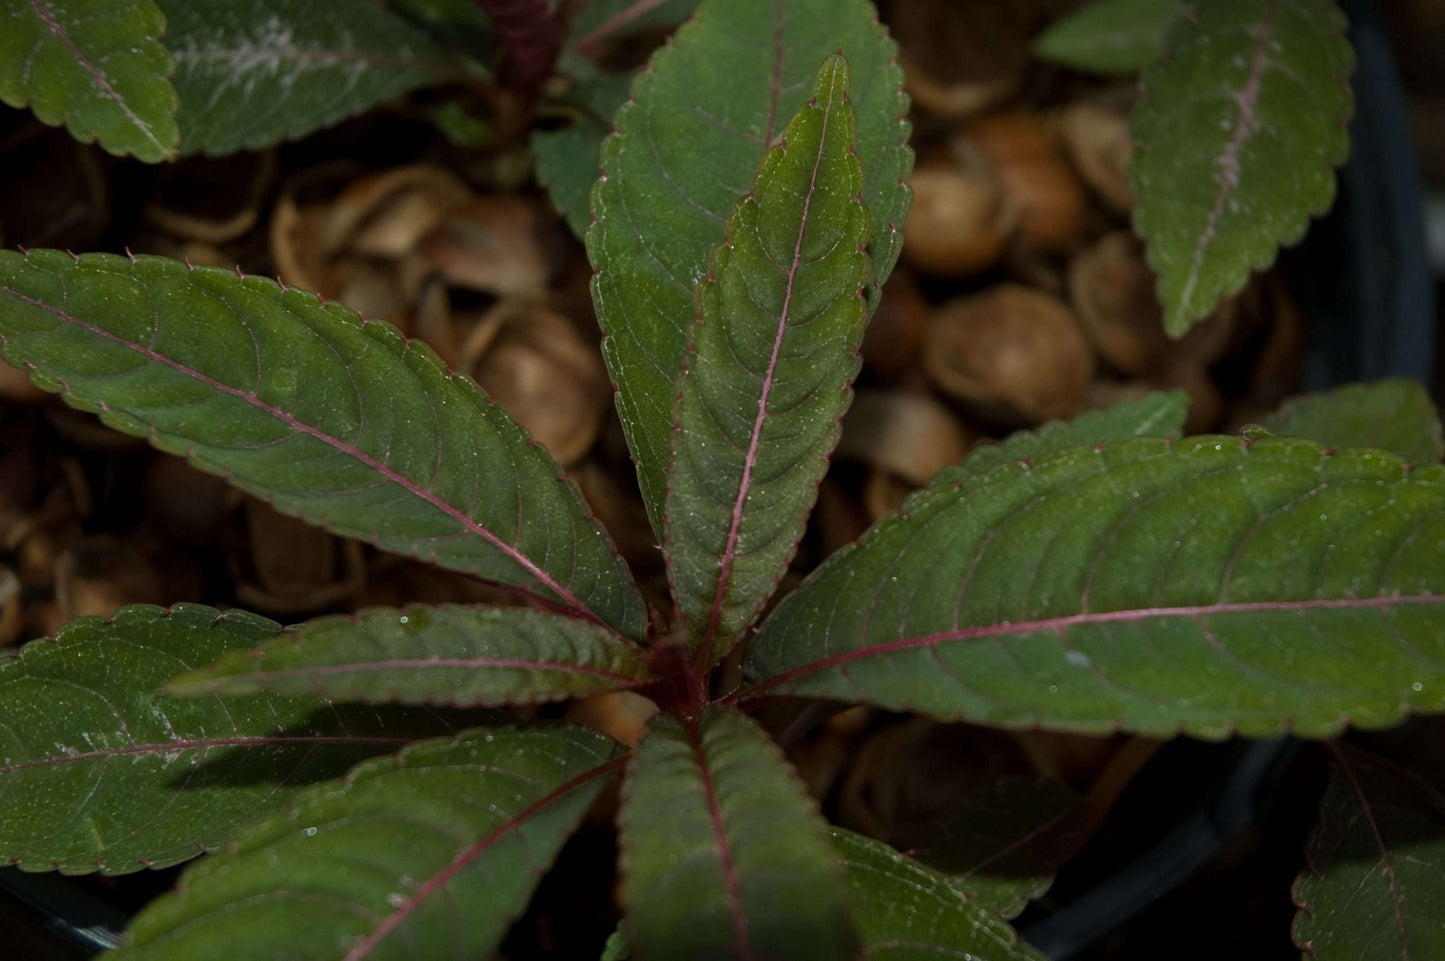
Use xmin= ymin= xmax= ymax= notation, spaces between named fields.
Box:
xmin=587 ymin=0 xmax=912 ymax=533
xmin=831 ymin=829 xmax=1048 ymax=961
xmin=745 ymin=436 xmax=1445 ymax=739
xmin=1032 ymin=0 xmax=1184 ymax=75
xmin=168 ymin=604 xmax=655 ymax=706
xmin=114 ymin=726 xmax=623 ymax=960
xmin=0 ymin=0 xmax=179 ymax=161
xmin=665 ymin=54 xmax=869 ymax=663
xmin=1292 ymin=746 xmax=1445 ymax=959
xmin=0 ymin=604 xmax=476 ymax=874
xmin=1131 ymin=0 xmax=1355 ymax=334
xmin=0 ymin=250 xmax=647 ymax=640
xmin=157 ymin=0 xmax=463 ymax=156
xmin=1262 ymin=379 xmax=1445 ymax=466
xmin=912 ymin=779 xmax=1085 ymax=920
xmin=619 ymin=705 xmax=858 ymax=961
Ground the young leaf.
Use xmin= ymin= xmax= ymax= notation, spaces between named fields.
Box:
xmin=1292 ymin=747 xmax=1445 ymax=959
xmin=114 ymin=726 xmax=622 ymax=960
xmin=533 ymin=71 xmax=633 ymax=239
xmin=587 ymin=0 xmax=913 ymax=533
xmin=1032 ymin=0 xmax=1184 ymax=75
xmin=664 ymin=54 xmax=869 ymax=663
xmin=1131 ymin=0 xmax=1355 ymax=334
xmin=0 ymin=604 xmax=472 ymax=874
xmin=744 ymin=437 xmax=1445 ymax=738
xmin=912 ymin=779 xmax=1085 ymax=920
xmin=619 ymin=705 xmax=858 ymax=961
xmin=1262 ymin=379 xmax=1445 ymax=466
xmin=0 ymin=0 xmax=179 ymax=161
xmin=157 ymin=0 xmax=462 ymax=156
xmin=0 ymin=250 xmax=647 ymax=640
xmin=831 ymin=829 xmax=1048 ymax=961
xmin=168 ymin=604 xmax=654 ymax=706
xmin=959 ymin=390 xmax=1189 ymax=480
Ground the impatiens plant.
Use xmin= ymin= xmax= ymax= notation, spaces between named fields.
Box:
xmin=1 ymin=0 xmax=1443 ymax=959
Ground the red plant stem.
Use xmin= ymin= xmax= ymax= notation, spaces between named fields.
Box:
xmin=477 ymin=0 xmax=562 ymax=99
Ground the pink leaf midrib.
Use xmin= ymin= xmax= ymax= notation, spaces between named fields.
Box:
xmin=28 ymin=0 xmax=167 ymax=154
xmin=697 ymin=63 xmax=838 ymax=665
xmin=742 ymin=593 xmax=1443 ymax=700
xmin=340 ymin=754 xmax=626 ymax=961
xmin=0 ymin=277 xmax=604 ymax=629
xmin=0 ymin=734 xmax=413 ymax=776
xmin=687 ymin=717 xmax=755 ymax=961
xmin=196 ymin=656 xmax=647 ymax=687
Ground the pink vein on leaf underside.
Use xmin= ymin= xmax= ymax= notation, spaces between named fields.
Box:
xmin=570 ymin=0 xmax=673 ymax=54
xmin=341 ymin=755 xmax=626 ymax=961
xmin=0 ymin=282 xmax=605 ymax=629
xmin=1327 ymin=743 xmax=1412 ymax=959
xmin=28 ymin=0 xmax=167 ymax=154
xmin=696 ymin=70 xmax=835 ymax=667
xmin=1175 ymin=0 xmax=1276 ymax=314
xmin=687 ymin=717 xmax=755 ymax=961
xmin=0 ymin=735 xmax=413 ymax=776
xmin=740 ymin=593 xmax=1441 ymax=700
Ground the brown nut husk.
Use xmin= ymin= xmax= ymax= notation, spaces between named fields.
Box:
xmin=924 ymin=284 xmax=1095 ymax=425
xmin=862 ymin=269 xmax=931 ymax=379
xmin=838 ymin=389 xmax=972 ymax=487
xmin=0 ymin=566 xmax=20 ymax=647
xmin=419 ymin=194 xmax=554 ymax=296
xmin=882 ymin=0 xmax=1035 ymax=118
xmin=964 ymin=113 xmax=1087 ymax=252
xmin=900 ymin=154 xmax=1015 ymax=277
xmin=1069 ymin=231 xmax=1238 ymax=376
xmin=463 ymin=299 xmax=610 ymax=466
xmin=231 ymin=499 xmax=365 ymax=614
xmin=1060 ymin=101 xmax=1135 ymax=212
xmin=55 ymin=536 xmax=165 ymax=620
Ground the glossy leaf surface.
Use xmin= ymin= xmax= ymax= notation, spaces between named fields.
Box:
xmin=1263 ymin=379 xmax=1444 ymax=466
xmin=746 ymin=437 xmax=1445 ymax=738
xmin=115 ymin=725 xmax=621 ymax=960
xmin=664 ymin=55 xmax=868 ymax=662
xmin=158 ymin=0 xmax=459 ymax=156
xmin=587 ymin=0 xmax=912 ymax=532
xmin=169 ymin=604 xmax=653 ymax=706
xmin=1292 ymin=748 xmax=1445 ymax=959
xmin=0 ymin=604 xmax=470 ymax=874
xmin=832 ymin=829 xmax=1047 ymax=961
xmin=913 ymin=779 xmax=1084 ymax=920
xmin=533 ymin=71 xmax=632 ymax=239
xmin=0 ymin=0 xmax=178 ymax=161
xmin=960 ymin=390 xmax=1188 ymax=479
xmin=0 ymin=250 xmax=646 ymax=640
xmin=1131 ymin=0 xmax=1354 ymax=334
xmin=619 ymin=705 xmax=857 ymax=961
xmin=1032 ymin=0 xmax=1183 ymax=75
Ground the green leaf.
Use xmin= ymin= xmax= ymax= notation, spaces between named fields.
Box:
xmin=1131 ymin=0 xmax=1355 ymax=335
xmin=587 ymin=0 xmax=913 ymax=534
xmin=566 ymin=0 xmax=701 ymax=53
xmin=960 ymin=390 xmax=1189 ymax=479
xmin=664 ymin=55 xmax=868 ymax=663
xmin=600 ymin=928 xmax=630 ymax=961
xmin=1262 ymin=379 xmax=1445 ymax=466
xmin=534 ymin=71 xmax=633 ymax=239
xmin=0 ymin=250 xmax=647 ymax=640
xmin=1292 ymin=747 xmax=1445 ymax=959
xmin=0 ymin=604 xmax=472 ymax=874
xmin=619 ymin=705 xmax=858 ymax=961
xmin=168 ymin=604 xmax=654 ymax=706
xmin=744 ymin=437 xmax=1445 ymax=738
xmin=115 ymin=725 xmax=622 ymax=960
xmin=157 ymin=0 xmax=461 ymax=156
xmin=832 ymin=829 xmax=1048 ymax=961
xmin=1032 ymin=0 xmax=1183 ymax=75
xmin=0 ymin=0 xmax=179 ymax=161
xmin=913 ymin=779 xmax=1084 ymax=920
